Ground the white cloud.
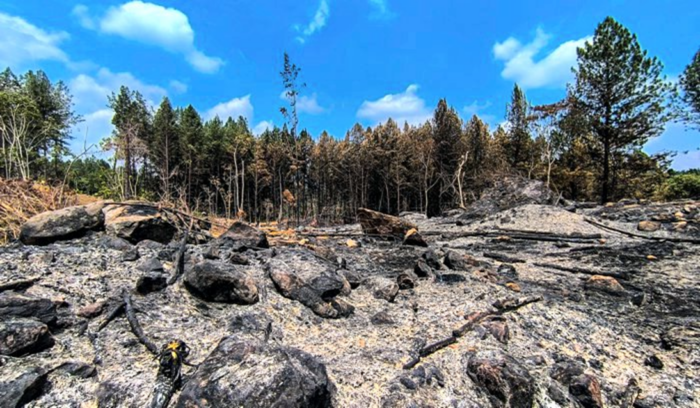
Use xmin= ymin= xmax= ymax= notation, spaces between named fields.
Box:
xmin=72 ymin=109 xmax=114 ymax=151
xmin=463 ymin=100 xmax=496 ymax=127
xmin=253 ymin=120 xmax=274 ymax=135
xmin=76 ymin=2 xmax=223 ymax=73
xmin=357 ymin=84 xmax=432 ymax=126
xmin=169 ymin=80 xmax=188 ymax=94
xmin=493 ymin=28 xmax=591 ymax=89
xmin=0 ymin=12 xmax=70 ymax=69
xmin=295 ymin=0 xmax=330 ymax=44
xmin=206 ymin=95 xmax=254 ymax=121
xmin=72 ymin=5 xmax=95 ymax=29
xmin=368 ymin=0 xmax=395 ymax=19
xmin=280 ymin=92 xmax=326 ymax=114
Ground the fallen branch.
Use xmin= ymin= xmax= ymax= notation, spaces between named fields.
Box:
xmin=96 ymin=301 xmax=125 ymax=332
xmin=123 ymin=292 xmax=159 ymax=355
xmin=533 ymin=262 xmax=630 ymax=280
xmin=0 ymin=276 xmax=40 ymax=292
xmin=424 ymin=230 xmax=600 ymax=244
xmin=496 ymin=228 xmax=601 ymax=239
xmin=168 ymin=219 xmax=192 ymax=286
xmin=585 ymin=218 xmax=700 ymax=244
xmin=403 ymin=296 xmax=542 ymax=369
xmin=482 ymin=252 xmax=526 ymax=263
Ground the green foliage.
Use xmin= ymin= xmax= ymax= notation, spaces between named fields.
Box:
xmin=572 ymin=16 xmax=675 ymax=203
xmin=661 ymin=173 xmax=700 ymax=200
xmin=679 ymin=48 xmax=700 ymax=128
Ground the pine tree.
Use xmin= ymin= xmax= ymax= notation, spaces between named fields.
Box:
xmin=505 ymin=84 xmax=532 ymax=173
xmin=679 ymin=48 xmax=700 ymax=128
xmin=178 ymin=105 xmax=204 ymax=204
xmin=571 ymin=16 xmax=674 ymax=203
xmin=428 ymin=99 xmax=462 ymax=217
xmin=151 ymin=97 xmax=179 ymax=201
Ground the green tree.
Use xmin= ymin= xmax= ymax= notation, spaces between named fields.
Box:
xmin=428 ymin=99 xmax=462 ymax=217
xmin=679 ymin=48 xmax=700 ymax=128
xmin=179 ymin=105 xmax=204 ymax=203
xmin=151 ymin=97 xmax=180 ymax=201
xmin=505 ymin=84 xmax=532 ymax=173
xmin=571 ymin=16 xmax=674 ymax=203
xmin=108 ymin=86 xmax=151 ymax=199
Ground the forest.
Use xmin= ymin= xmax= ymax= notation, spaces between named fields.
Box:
xmin=1 ymin=17 xmax=699 ymax=224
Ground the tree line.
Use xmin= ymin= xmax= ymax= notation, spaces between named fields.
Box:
xmin=1 ymin=17 xmax=699 ymax=223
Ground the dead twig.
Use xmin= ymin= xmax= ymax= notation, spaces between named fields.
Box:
xmin=585 ymin=218 xmax=700 ymax=244
xmin=533 ymin=262 xmax=630 ymax=280
xmin=123 ymin=292 xmax=159 ymax=355
xmin=403 ymin=296 xmax=542 ymax=369
xmin=96 ymin=301 xmax=125 ymax=332
xmin=482 ymin=252 xmax=526 ymax=263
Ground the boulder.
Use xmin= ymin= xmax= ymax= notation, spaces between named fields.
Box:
xmin=215 ymin=222 xmax=269 ymax=250
xmin=0 ymin=293 xmax=57 ymax=328
xmin=267 ymin=250 xmax=353 ymax=318
xmin=20 ymin=202 xmax=107 ymax=245
xmin=465 ymin=350 xmax=536 ymax=408
xmin=638 ymin=221 xmax=661 ymax=232
xmin=175 ymin=337 xmax=334 ymax=408
xmin=103 ymin=203 xmax=177 ymax=244
xmin=357 ymin=208 xmax=417 ymax=237
xmin=459 ymin=176 xmax=553 ymax=220
xmin=0 ymin=366 xmax=48 ymax=407
xmin=184 ymin=261 xmax=259 ymax=305
xmin=0 ymin=318 xmax=54 ymax=356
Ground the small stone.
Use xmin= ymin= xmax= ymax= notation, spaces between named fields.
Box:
xmin=444 ymin=251 xmax=480 ymax=271
xmin=672 ymin=221 xmax=688 ymax=231
xmin=136 ymin=257 xmax=163 ymax=273
xmin=421 ymin=249 xmax=442 ymax=270
xmin=638 ymin=220 xmax=661 ymax=232
xmin=399 ymin=376 xmax=418 ymax=390
xmin=644 ymin=354 xmax=664 ymax=370
xmin=397 ymin=271 xmax=418 ymax=290
xmin=498 ymin=264 xmax=518 ymax=280
xmin=585 ymin=275 xmax=626 ymax=296
xmin=631 ymin=292 xmax=648 ymax=307
xmin=505 ymin=282 xmax=521 ymax=292
xmin=403 ymin=228 xmax=428 ymax=247
xmin=346 ymin=239 xmax=360 ymax=248
xmin=228 ymin=253 xmax=250 ymax=265
xmin=77 ymin=301 xmax=105 ymax=318
xmin=136 ymin=271 xmax=169 ymax=295
xmin=371 ymin=311 xmax=395 ymax=325
xmin=414 ymin=259 xmax=433 ymax=278
xmin=372 ymin=278 xmax=399 ymax=302
xmin=56 ymin=361 xmax=98 ymax=378
xmin=185 ymin=261 xmax=258 ymax=305
xmin=0 ymin=318 xmax=54 ymax=356
xmin=120 ymin=248 xmax=140 ymax=262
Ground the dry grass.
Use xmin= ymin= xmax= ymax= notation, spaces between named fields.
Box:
xmin=0 ymin=178 xmax=100 ymax=244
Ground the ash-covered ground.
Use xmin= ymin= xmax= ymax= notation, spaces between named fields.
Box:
xmin=0 ymin=199 xmax=699 ymax=408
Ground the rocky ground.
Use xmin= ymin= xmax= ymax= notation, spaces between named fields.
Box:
xmin=0 ymin=189 xmax=699 ymax=407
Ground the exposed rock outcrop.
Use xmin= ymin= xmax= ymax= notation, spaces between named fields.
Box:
xmin=19 ymin=202 xmax=107 ymax=245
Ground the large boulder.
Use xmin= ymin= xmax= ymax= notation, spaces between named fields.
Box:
xmin=0 ymin=318 xmax=54 ymax=356
xmin=20 ymin=202 xmax=107 ymax=245
xmin=357 ymin=208 xmax=417 ymax=237
xmin=215 ymin=221 xmax=269 ymax=251
xmin=175 ymin=338 xmax=334 ymax=408
xmin=103 ymin=203 xmax=178 ymax=244
xmin=184 ymin=261 xmax=259 ymax=304
xmin=459 ymin=177 xmax=553 ymax=221
xmin=465 ymin=351 xmax=536 ymax=408
xmin=267 ymin=249 xmax=353 ymax=318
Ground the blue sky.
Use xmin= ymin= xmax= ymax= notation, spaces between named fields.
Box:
xmin=1 ymin=0 xmax=698 ymax=169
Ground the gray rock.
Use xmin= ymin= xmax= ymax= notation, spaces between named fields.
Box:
xmin=459 ymin=176 xmax=553 ymax=220
xmin=103 ymin=204 xmax=177 ymax=244
xmin=20 ymin=202 xmax=106 ymax=245
xmin=175 ymin=337 xmax=334 ymax=408
xmin=215 ymin=221 xmax=269 ymax=250
xmin=184 ymin=261 xmax=259 ymax=304
xmin=0 ymin=366 xmax=48 ymax=407
xmin=0 ymin=318 xmax=54 ymax=356
xmin=0 ymin=293 xmax=57 ymax=328
xmin=465 ymin=350 xmax=536 ymax=408
xmin=136 ymin=271 xmax=169 ymax=295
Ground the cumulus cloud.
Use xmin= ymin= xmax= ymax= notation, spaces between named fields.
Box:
xmin=206 ymin=95 xmax=254 ymax=121
xmin=493 ymin=28 xmax=591 ymax=89
xmin=0 ymin=12 xmax=70 ymax=69
xmin=357 ymin=84 xmax=432 ymax=126
xmin=368 ymin=0 xmax=395 ymax=19
xmin=253 ymin=121 xmax=275 ymax=135
xmin=295 ymin=0 xmax=330 ymax=44
xmin=75 ymin=2 xmax=223 ymax=73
